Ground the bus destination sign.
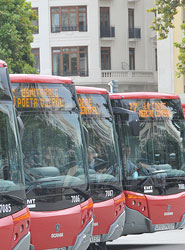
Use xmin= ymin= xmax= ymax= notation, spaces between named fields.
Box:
xmin=78 ymin=97 xmax=98 ymax=115
xmin=129 ymin=102 xmax=171 ymax=118
xmin=12 ymin=87 xmax=65 ymax=109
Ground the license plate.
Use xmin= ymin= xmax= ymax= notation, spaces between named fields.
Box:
xmin=90 ymin=235 xmax=101 ymax=243
xmin=154 ymin=223 xmax=175 ymax=231
xmin=47 ymin=248 xmax=66 ymax=250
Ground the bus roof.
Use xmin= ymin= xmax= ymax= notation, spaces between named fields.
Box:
xmin=110 ymin=92 xmax=180 ymax=100
xmin=76 ymin=86 xmax=108 ymax=95
xmin=10 ymin=74 xmax=73 ymax=84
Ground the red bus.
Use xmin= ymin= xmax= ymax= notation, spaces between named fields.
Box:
xmin=76 ymin=86 xmax=125 ymax=250
xmin=10 ymin=74 xmax=93 ymax=250
xmin=110 ymin=92 xmax=185 ymax=235
xmin=0 ymin=62 xmax=30 ymax=249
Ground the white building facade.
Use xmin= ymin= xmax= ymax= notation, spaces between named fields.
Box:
xmin=30 ymin=0 xmax=157 ymax=92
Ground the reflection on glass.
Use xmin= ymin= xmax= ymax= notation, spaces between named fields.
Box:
xmin=0 ymin=104 xmax=24 ymax=192
xmin=83 ymin=116 xmax=120 ymax=184
xmin=21 ymin=112 xmax=86 ymax=191
xmin=120 ymin=118 xmax=185 ymax=190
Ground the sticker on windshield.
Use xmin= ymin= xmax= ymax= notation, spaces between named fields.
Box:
xmin=178 ymin=184 xmax=185 ymax=190
xmin=105 ymin=190 xmax=113 ymax=197
xmin=0 ymin=204 xmax=11 ymax=213
xmin=144 ymin=186 xmax=153 ymax=193
xmin=71 ymin=195 xmax=80 ymax=203
xmin=27 ymin=199 xmax=36 ymax=208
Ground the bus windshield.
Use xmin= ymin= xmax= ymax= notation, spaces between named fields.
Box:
xmin=78 ymin=93 xmax=121 ymax=188
xmin=12 ymin=83 xmax=88 ymax=205
xmin=113 ymin=98 xmax=185 ymax=195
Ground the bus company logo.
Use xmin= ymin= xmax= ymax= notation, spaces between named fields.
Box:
xmin=51 ymin=224 xmax=64 ymax=239
xmin=144 ymin=186 xmax=153 ymax=193
xmin=56 ymin=224 xmax=60 ymax=232
xmin=27 ymin=199 xmax=36 ymax=208
xmin=167 ymin=205 xmax=171 ymax=212
xmin=164 ymin=205 xmax=173 ymax=216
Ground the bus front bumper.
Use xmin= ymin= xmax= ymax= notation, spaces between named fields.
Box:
xmin=122 ymin=206 xmax=185 ymax=235
xmin=90 ymin=211 xmax=125 ymax=243
xmin=13 ymin=232 xmax=30 ymax=250
xmin=68 ymin=218 xmax=93 ymax=250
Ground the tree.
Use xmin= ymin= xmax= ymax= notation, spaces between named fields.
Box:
xmin=0 ymin=0 xmax=37 ymax=73
xmin=148 ymin=0 xmax=185 ymax=77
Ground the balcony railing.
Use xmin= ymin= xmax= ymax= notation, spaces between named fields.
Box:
xmin=129 ymin=28 xmax=141 ymax=39
xmin=100 ymin=26 xmax=115 ymax=38
xmin=51 ymin=25 xmax=87 ymax=33
xmin=101 ymin=70 xmax=157 ymax=84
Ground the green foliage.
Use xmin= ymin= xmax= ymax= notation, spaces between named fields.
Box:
xmin=0 ymin=0 xmax=37 ymax=73
xmin=148 ymin=0 xmax=185 ymax=77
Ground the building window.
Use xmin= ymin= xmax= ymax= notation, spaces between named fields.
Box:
xmin=128 ymin=9 xmax=134 ymax=29
xmin=129 ymin=48 xmax=135 ymax=70
xmin=101 ymin=47 xmax=111 ymax=70
xmin=32 ymin=48 xmax=40 ymax=72
xmin=52 ymin=46 xmax=88 ymax=77
xmin=51 ymin=6 xmax=87 ymax=33
xmin=155 ymin=48 xmax=158 ymax=71
xmin=32 ymin=8 xmax=39 ymax=34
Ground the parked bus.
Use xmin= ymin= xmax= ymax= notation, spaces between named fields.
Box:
xmin=110 ymin=92 xmax=185 ymax=235
xmin=76 ymin=86 xmax=125 ymax=250
xmin=0 ymin=62 xmax=30 ymax=250
xmin=10 ymin=74 xmax=93 ymax=250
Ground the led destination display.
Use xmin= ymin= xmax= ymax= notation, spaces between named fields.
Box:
xmin=12 ymin=86 xmax=64 ymax=109
xmin=78 ymin=97 xmax=98 ymax=115
xmin=128 ymin=101 xmax=171 ymax=118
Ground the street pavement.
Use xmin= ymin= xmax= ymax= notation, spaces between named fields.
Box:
xmin=107 ymin=228 xmax=185 ymax=250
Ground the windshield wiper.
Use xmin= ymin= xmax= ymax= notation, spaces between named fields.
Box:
xmin=0 ymin=193 xmax=25 ymax=205
xmin=136 ymin=170 xmax=167 ymax=186
xmin=26 ymin=178 xmax=62 ymax=194
xmin=93 ymin=182 xmax=123 ymax=193
xmin=26 ymin=179 xmax=90 ymax=199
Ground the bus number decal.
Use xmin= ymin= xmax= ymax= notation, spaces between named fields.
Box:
xmin=71 ymin=195 xmax=80 ymax=203
xmin=0 ymin=204 xmax=11 ymax=213
xmin=105 ymin=190 xmax=113 ymax=197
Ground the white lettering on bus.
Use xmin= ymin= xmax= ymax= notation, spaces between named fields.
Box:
xmin=164 ymin=212 xmax=173 ymax=216
xmin=71 ymin=195 xmax=80 ymax=203
xmin=27 ymin=199 xmax=36 ymax=208
xmin=51 ymin=233 xmax=64 ymax=238
xmin=144 ymin=186 xmax=153 ymax=193
xmin=105 ymin=190 xmax=113 ymax=197
xmin=0 ymin=204 xmax=11 ymax=213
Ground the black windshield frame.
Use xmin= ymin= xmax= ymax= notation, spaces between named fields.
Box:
xmin=12 ymin=82 xmax=89 ymax=211
xmin=78 ymin=93 xmax=122 ymax=202
xmin=111 ymin=98 xmax=185 ymax=196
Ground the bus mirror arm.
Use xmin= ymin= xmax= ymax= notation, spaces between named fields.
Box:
xmin=17 ymin=116 xmax=24 ymax=141
xmin=112 ymin=107 xmax=139 ymax=136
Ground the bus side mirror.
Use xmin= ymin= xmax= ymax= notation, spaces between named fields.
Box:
xmin=17 ymin=116 xmax=24 ymax=141
xmin=112 ymin=107 xmax=139 ymax=136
